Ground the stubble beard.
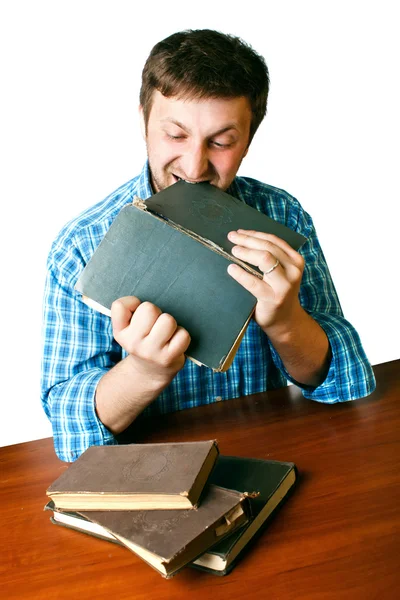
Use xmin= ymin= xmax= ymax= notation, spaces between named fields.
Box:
xmin=147 ymin=152 xmax=174 ymax=193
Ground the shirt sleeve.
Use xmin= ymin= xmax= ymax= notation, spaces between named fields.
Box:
xmin=40 ymin=234 xmax=120 ymax=462
xmin=268 ymin=212 xmax=376 ymax=402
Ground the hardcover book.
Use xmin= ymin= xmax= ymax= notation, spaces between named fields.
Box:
xmin=193 ymin=455 xmax=297 ymax=575
xmin=46 ymin=455 xmax=297 ymax=576
xmin=46 ymin=485 xmax=250 ymax=578
xmin=75 ymin=180 xmax=306 ymax=372
xmin=46 ymin=441 xmax=219 ymax=510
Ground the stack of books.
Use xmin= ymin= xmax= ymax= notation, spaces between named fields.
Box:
xmin=45 ymin=441 xmax=297 ymax=578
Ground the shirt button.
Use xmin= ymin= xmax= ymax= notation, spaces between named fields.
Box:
xmin=215 ymin=396 xmax=222 ymax=402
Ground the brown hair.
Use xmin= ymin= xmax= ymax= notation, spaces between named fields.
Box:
xmin=140 ymin=29 xmax=270 ymax=142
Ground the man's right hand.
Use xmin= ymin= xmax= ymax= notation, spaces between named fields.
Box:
xmin=111 ymin=296 xmax=191 ymax=383
xmin=95 ymin=296 xmax=190 ymax=435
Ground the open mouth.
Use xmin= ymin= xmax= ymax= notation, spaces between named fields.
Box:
xmin=172 ymin=174 xmax=211 ymax=185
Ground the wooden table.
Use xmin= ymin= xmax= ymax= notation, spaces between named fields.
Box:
xmin=1 ymin=360 xmax=399 ymax=599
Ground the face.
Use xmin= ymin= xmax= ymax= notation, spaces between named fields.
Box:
xmin=140 ymin=91 xmax=252 ymax=192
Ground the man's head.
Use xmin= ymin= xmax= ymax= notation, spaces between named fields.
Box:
xmin=139 ymin=29 xmax=270 ymax=192
xmin=140 ymin=29 xmax=270 ymax=142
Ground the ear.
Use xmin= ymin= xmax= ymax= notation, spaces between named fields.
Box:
xmin=138 ymin=105 xmax=146 ymax=140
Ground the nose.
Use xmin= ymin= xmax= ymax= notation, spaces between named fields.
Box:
xmin=180 ymin=142 xmax=210 ymax=182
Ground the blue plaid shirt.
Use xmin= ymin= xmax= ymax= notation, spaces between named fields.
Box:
xmin=41 ymin=163 xmax=375 ymax=461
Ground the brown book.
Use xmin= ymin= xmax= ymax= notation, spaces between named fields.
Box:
xmin=46 ymin=441 xmax=219 ymax=510
xmin=46 ymin=485 xmax=250 ymax=578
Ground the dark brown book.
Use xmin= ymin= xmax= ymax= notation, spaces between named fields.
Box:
xmin=46 ymin=441 xmax=219 ymax=510
xmin=46 ymin=485 xmax=250 ymax=578
xmin=192 ymin=456 xmax=297 ymax=575
xmin=75 ymin=180 xmax=306 ymax=372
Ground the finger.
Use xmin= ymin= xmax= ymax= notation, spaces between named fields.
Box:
xmin=227 ymin=263 xmax=274 ymax=299
xmin=229 ymin=231 xmax=292 ymax=264
xmin=131 ymin=301 xmax=163 ymax=338
xmin=229 ymin=230 xmax=303 ymax=266
xmin=111 ymin=296 xmax=141 ymax=335
xmin=231 ymin=244 xmax=288 ymax=274
xmin=167 ymin=326 xmax=191 ymax=357
xmin=147 ymin=312 xmax=179 ymax=348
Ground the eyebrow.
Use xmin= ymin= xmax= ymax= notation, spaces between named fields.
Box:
xmin=160 ymin=118 xmax=239 ymax=136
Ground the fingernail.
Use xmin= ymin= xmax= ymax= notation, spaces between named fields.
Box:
xmin=227 ymin=263 xmax=239 ymax=275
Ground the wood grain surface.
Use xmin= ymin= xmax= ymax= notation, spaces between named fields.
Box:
xmin=1 ymin=360 xmax=399 ymax=599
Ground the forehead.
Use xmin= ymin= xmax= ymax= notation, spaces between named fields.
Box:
xmin=148 ymin=91 xmax=252 ymax=131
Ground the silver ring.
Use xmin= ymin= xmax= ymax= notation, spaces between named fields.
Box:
xmin=263 ymin=258 xmax=280 ymax=275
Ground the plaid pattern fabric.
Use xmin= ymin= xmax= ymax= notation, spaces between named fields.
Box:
xmin=41 ymin=163 xmax=375 ymax=461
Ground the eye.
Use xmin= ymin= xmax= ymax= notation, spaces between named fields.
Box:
xmin=166 ymin=133 xmax=185 ymax=141
xmin=210 ymin=140 xmax=233 ymax=149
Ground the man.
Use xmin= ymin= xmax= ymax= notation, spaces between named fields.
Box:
xmin=41 ymin=29 xmax=375 ymax=462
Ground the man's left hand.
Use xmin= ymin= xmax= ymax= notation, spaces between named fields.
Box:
xmin=227 ymin=229 xmax=305 ymax=333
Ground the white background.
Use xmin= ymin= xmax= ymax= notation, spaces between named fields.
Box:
xmin=1 ymin=1 xmax=398 ymax=448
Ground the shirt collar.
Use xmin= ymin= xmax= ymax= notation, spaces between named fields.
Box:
xmin=226 ymin=176 xmax=245 ymax=203
xmin=136 ymin=161 xmax=154 ymax=200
